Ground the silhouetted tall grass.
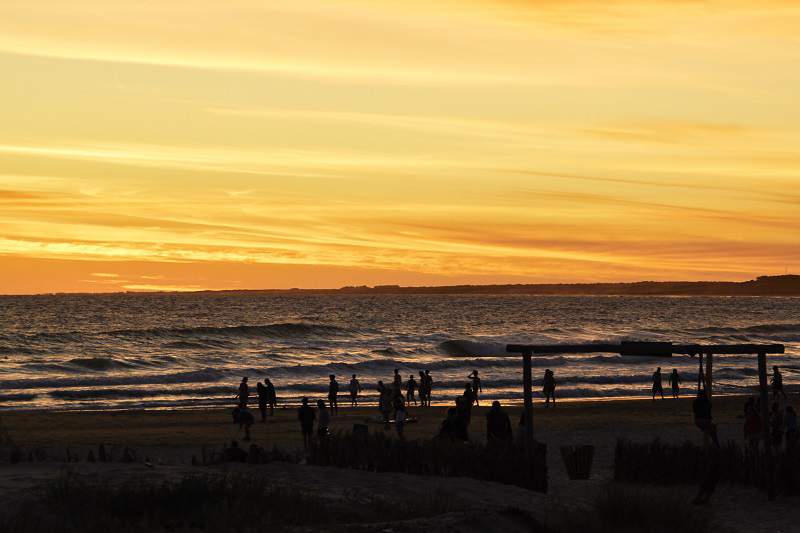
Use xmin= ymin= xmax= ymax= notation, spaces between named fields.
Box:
xmin=0 ymin=471 xmax=461 ymax=532
xmin=308 ymin=430 xmax=548 ymax=492
xmin=615 ymin=438 xmax=800 ymax=494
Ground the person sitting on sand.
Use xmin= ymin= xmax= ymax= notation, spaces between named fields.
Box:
xmin=468 ymin=370 xmax=483 ymax=406
xmin=670 ymin=369 xmax=681 ymax=398
xmin=256 ymin=380 xmax=268 ymax=422
xmin=406 ymin=375 xmax=417 ymax=406
xmin=486 ymin=401 xmax=512 ymax=446
xmin=438 ymin=407 xmax=460 ymax=440
xmin=349 ymin=374 xmax=362 ymax=407
xmin=265 ymin=378 xmax=277 ymax=416
xmin=224 ymin=440 xmax=248 ymax=463
xmin=543 ymin=369 xmax=556 ymax=407
xmin=317 ymin=399 xmax=331 ymax=441
xmin=328 ymin=374 xmax=339 ymax=415
xmin=298 ymin=397 xmax=316 ymax=449
xmin=693 ymin=390 xmax=719 ymax=448
xmin=237 ymin=376 xmax=249 ymax=407
xmin=652 ymin=367 xmax=664 ymax=400
xmin=772 ymin=366 xmax=787 ymax=400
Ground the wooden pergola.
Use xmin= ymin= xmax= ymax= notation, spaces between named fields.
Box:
xmin=505 ymin=341 xmax=785 ymax=498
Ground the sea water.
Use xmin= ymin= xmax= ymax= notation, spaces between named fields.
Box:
xmin=0 ymin=293 xmax=797 ymax=411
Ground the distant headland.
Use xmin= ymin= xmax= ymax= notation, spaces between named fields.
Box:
xmin=209 ymin=275 xmax=800 ymax=297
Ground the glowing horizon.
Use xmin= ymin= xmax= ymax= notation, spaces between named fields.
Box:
xmin=1 ymin=0 xmax=799 ymax=294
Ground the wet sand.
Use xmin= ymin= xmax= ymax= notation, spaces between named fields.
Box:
xmin=2 ymin=394 xmax=799 ymax=532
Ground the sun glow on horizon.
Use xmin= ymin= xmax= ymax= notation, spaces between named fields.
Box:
xmin=1 ymin=0 xmax=799 ymax=294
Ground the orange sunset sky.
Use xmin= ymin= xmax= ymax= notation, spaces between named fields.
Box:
xmin=1 ymin=0 xmax=798 ymax=294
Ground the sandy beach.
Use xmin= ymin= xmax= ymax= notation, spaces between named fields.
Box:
xmin=3 ymin=395 xmax=799 ymax=532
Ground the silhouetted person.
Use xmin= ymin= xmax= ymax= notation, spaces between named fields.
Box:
xmin=328 ymin=374 xmax=339 ymax=415
xmin=265 ymin=378 xmax=277 ymax=416
xmin=394 ymin=394 xmax=407 ymax=438
xmin=298 ymin=397 xmax=315 ymax=449
xmin=439 ymin=407 xmax=460 ymax=440
xmin=770 ymin=402 xmax=784 ymax=449
xmin=652 ymin=367 xmax=664 ymax=400
xmin=256 ymin=381 xmax=268 ymax=422
xmin=424 ymin=370 xmax=433 ymax=404
xmin=349 ymin=374 xmax=362 ymax=407
xmin=418 ymin=371 xmax=429 ymax=407
xmin=237 ymin=376 xmax=249 ymax=407
xmin=456 ymin=385 xmax=474 ymax=439
xmin=377 ymin=380 xmax=391 ymax=429
xmin=543 ymin=369 xmax=556 ymax=406
xmin=232 ymin=405 xmax=254 ymax=441
xmin=393 ymin=368 xmax=402 ymax=390
xmin=743 ymin=398 xmax=762 ymax=450
xmin=670 ymin=369 xmax=681 ymax=398
xmin=468 ymin=370 xmax=483 ymax=406
xmin=486 ymin=401 xmax=512 ymax=446
xmin=406 ymin=375 xmax=417 ymax=406
xmin=693 ymin=390 xmax=719 ymax=448
xmin=317 ymin=399 xmax=330 ymax=441
xmin=785 ymin=406 xmax=798 ymax=450
xmin=224 ymin=440 xmax=247 ymax=463
xmin=772 ymin=366 xmax=786 ymax=400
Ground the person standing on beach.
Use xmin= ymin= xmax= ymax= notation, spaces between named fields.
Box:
xmin=468 ymin=370 xmax=483 ymax=406
xmin=377 ymin=380 xmax=392 ymax=429
xmin=543 ymin=369 xmax=556 ymax=406
xmin=265 ymin=378 xmax=277 ymax=416
xmin=670 ymin=369 xmax=681 ymax=398
xmin=328 ymin=374 xmax=339 ymax=415
xmin=393 ymin=368 xmax=402 ymax=390
xmin=418 ymin=371 xmax=429 ymax=407
xmin=652 ymin=367 xmax=664 ymax=400
xmin=772 ymin=367 xmax=787 ymax=400
xmin=394 ymin=394 xmax=407 ymax=438
xmin=256 ymin=380 xmax=268 ymax=422
xmin=349 ymin=374 xmax=362 ymax=407
xmin=425 ymin=370 xmax=434 ymax=404
xmin=298 ymin=397 xmax=316 ymax=449
xmin=237 ymin=377 xmax=249 ymax=407
xmin=406 ymin=374 xmax=417 ymax=406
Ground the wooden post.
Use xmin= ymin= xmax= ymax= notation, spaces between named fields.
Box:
xmin=697 ymin=353 xmax=704 ymax=393
xmin=705 ymin=352 xmax=713 ymax=398
xmin=758 ymin=351 xmax=775 ymax=500
xmin=523 ymin=350 xmax=534 ymax=454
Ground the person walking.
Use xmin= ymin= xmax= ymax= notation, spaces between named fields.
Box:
xmin=349 ymin=374 xmax=362 ymax=407
xmin=468 ymin=370 xmax=483 ymax=406
xmin=418 ymin=371 xmax=429 ymax=407
xmin=670 ymin=369 xmax=681 ymax=398
xmin=424 ymin=370 xmax=434 ymax=404
xmin=652 ymin=367 xmax=664 ymax=400
xmin=298 ymin=397 xmax=316 ymax=450
xmin=328 ymin=374 xmax=339 ymax=415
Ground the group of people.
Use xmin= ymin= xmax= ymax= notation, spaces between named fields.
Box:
xmin=741 ymin=368 xmax=798 ymax=452
xmin=651 ymin=367 xmax=683 ymax=400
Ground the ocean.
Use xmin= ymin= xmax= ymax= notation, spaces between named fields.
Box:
xmin=0 ymin=293 xmax=798 ymax=411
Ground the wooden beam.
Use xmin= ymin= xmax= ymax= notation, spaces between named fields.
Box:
xmin=504 ymin=342 xmax=784 ymax=357
xmin=705 ymin=352 xmax=713 ymax=398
